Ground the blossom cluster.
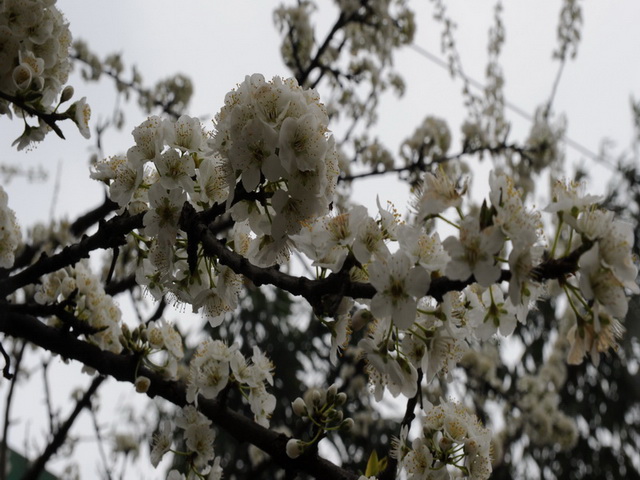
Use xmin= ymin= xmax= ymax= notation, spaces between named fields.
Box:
xmin=515 ymin=334 xmax=578 ymax=450
xmin=0 ymin=0 xmax=72 ymax=111
xmin=150 ymin=405 xmax=223 ymax=479
xmin=294 ymin=165 xmax=635 ymax=399
xmin=143 ymin=341 xmax=275 ymax=478
xmin=34 ymin=259 xmax=123 ymax=353
xmin=92 ymin=74 xmax=338 ymax=322
xmin=0 ymin=0 xmax=90 ymax=147
xmin=186 ymin=339 xmax=275 ymax=427
xmin=392 ymin=401 xmax=492 ymax=480
xmin=211 ymin=73 xmax=338 ymax=266
xmin=358 ymin=283 xmax=519 ymax=402
xmin=545 ymin=179 xmax=638 ymax=365
xmin=0 ymin=185 xmax=21 ymax=268
xmin=91 ymin=113 xmax=237 ymax=319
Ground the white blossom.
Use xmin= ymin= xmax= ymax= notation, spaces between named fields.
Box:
xmin=368 ymin=250 xmax=430 ymax=330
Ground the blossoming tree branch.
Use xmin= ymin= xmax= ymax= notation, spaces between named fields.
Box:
xmin=1 ymin=1 xmax=638 ymax=479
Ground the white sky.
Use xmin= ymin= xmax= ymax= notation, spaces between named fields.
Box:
xmin=1 ymin=1 xmax=640 ymax=478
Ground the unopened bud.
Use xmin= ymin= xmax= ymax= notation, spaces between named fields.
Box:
xmin=292 ymin=397 xmax=307 ymax=417
xmin=327 ymin=384 xmax=338 ymax=404
xmin=312 ymin=390 xmax=322 ymax=407
xmin=135 ymin=376 xmax=150 ymax=393
xmin=60 ymin=85 xmax=74 ymax=103
xmin=340 ymin=418 xmax=355 ymax=431
xmin=286 ymin=439 xmax=304 ymax=459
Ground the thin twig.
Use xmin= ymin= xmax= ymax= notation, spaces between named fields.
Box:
xmin=0 ymin=341 xmax=26 ymax=480
xmin=90 ymin=394 xmax=114 ymax=480
xmin=41 ymin=360 xmax=56 ymax=436
xmin=70 ymin=197 xmax=118 ymax=237
xmin=21 ymin=376 xmax=105 ymax=480
xmin=0 ymin=91 xmax=67 ymax=139
xmin=48 ymin=160 xmax=63 ymax=220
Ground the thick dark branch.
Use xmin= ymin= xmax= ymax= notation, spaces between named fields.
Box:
xmin=105 ymin=274 xmax=137 ymax=296
xmin=70 ymin=197 xmax=119 ymax=237
xmin=0 ymin=90 xmax=67 ymax=139
xmin=21 ymin=376 xmax=105 ymax=480
xmin=198 ymin=224 xmax=511 ymax=309
xmin=0 ymin=342 xmax=12 ymax=380
xmin=0 ymin=212 xmax=143 ymax=298
xmin=531 ymin=239 xmax=594 ymax=282
xmin=6 ymin=303 xmax=103 ymax=336
xmin=0 ymin=313 xmax=359 ymax=480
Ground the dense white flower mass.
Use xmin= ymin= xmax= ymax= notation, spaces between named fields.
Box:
xmin=0 ymin=0 xmax=92 ymax=148
xmin=0 ymin=0 xmax=72 ymax=110
xmin=186 ymin=339 xmax=276 ymax=427
xmin=34 ymin=260 xmax=123 ymax=353
xmin=0 ymin=185 xmax=21 ymax=268
xmin=212 ymin=73 xmax=338 ymax=265
xmin=1 ymin=0 xmax=638 ymax=477
xmin=77 ymin=61 xmax=639 ymax=478
xmin=393 ymin=400 xmax=492 ymax=480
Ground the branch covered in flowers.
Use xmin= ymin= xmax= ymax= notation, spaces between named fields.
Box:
xmin=0 ymin=312 xmax=359 ymax=480
xmin=0 ymin=0 xmax=91 ymax=148
xmin=1 ymin=0 xmax=638 ymax=477
xmin=1 ymin=67 xmax=636 ymax=478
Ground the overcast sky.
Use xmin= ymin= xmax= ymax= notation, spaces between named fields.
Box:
xmin=1 ymin=1 xmax=640 ymax=478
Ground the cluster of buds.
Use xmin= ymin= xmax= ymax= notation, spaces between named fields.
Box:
xmin=286 ymin=384 xmax=353 ymax=459
xmin=119 ymin=319 xmax=185 ymax=392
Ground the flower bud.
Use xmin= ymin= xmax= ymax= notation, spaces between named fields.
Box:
xmin=351 ymin=309 xmax=373 ymax=331
xmin=335 ymin=392 xmax=347 ymax=407
xmin=340 ymin=418 xmax=355 ymax=431
xmin=286 ymin=439 xmax=304 ymax=459
xmin=292 ymin=397 xmax=307 ymax=417
xmin=60 ymin=85 xmax=74 ymax=103
xmin=135 ymin=376 xmax=151 ymax=393
xmin=326 ymin=384 xmax=338 ymax=404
